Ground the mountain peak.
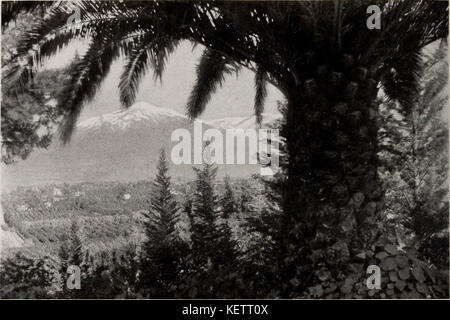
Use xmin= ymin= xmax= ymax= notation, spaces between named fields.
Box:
xmin=77 ymin=101 xmax=187 ymax=130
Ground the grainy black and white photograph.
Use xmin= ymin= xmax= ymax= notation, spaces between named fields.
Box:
xmin=0 ymin=0 xmax=449 ymax=303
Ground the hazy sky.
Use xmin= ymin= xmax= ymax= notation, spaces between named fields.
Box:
xmin=45 ymin=40 xmax=284 ymax=122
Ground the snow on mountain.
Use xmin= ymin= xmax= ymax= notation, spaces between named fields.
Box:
xmin=76 ymin=102 xmax=281 ymax=132
xmin=77 ymin=102 xmax=187 ymax=130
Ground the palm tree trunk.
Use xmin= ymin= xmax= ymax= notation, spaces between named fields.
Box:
xmin=279 ymin=64 xmax=384 ymax=295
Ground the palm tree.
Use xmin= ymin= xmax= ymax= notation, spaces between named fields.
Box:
xmin=3 ymin=0 xmax=448 ymax=297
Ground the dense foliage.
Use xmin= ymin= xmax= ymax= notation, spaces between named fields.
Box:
xmin=1 ymin=144 xmax=448 ymax=298
xmin=379 ymin=42 xmax=449 ymax=270
xmin=1 ymin=10 xmax=73 ymax=164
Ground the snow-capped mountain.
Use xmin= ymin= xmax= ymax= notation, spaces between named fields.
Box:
xmin=77 ymin=102 xmax=188 ymax=131
xmin=2 ymin=102 xmax=281 ymax=189
xmin=76 ymin=102 xmax=281 ymax=132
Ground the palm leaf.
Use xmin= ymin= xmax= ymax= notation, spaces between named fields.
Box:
xmin=58 ymin=35 xmax=121 ymax=143
xmin=381 ymin=46 xmax=423 ymax=115
xmin=254 ymin=65 xmax=267 ymax=125
xmin=3 ymin=6 xmax=75 ymax=88
xmin=3 ymin=1 xmax=148 ymax=89
xmin=1 ymin=0 xmax=55 ymax=28
xmin=186 ymin=48 xmax=237 ymax=119
xmin=119 ymin=34 xmax=179 ymax=108
xmin=150 ymin=37 xmax=180 ymax=82
xmin=119 ymin=38 xmax=153 ymax=108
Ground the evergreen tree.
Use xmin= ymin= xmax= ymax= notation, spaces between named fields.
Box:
xmin=68 ymin=219 xmax=83 ymax=267
xmin=144 ymin=150 xmax=179 ymax=244
xmin=140 ymin=149 xmax=187 ymax=297
xmin=238 ymin=180 xmax=253 ymax=214
xmin=220 ymin=176 xmax=236 ymax=220
xmin=0 ymin=253 xmax=56 ymax=299
xmin=57 ymin=219 xmax=84 ymax=298
xmin=216 ymin=176 xmax=238 ymax=264
xmin=189 ymin=163 xmax=220 ymax=267
xmin=187 ymin=165 xmax=243 ymax=298
xmin=110 ymin=245 xmax=140 ymax=298
xmin=243 ymin=175 xmax=285 ymax=298
xmin=58 ymin=219 xmax=83 ymax=270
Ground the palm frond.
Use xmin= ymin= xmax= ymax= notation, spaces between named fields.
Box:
xmin=254 ymin=65 xmax=267 ymax=125
xmin=381 ymin=46 xmax=423 ymax=115
xmin=150 ymin=37 xmax=180 ymax=82
xmin=1 ymin=0 xmax=55 ymax=28
xmin=3 ymin=2 xmax=150 ymax=90
xmin=58 ymin=35 xmax=121 ymax=143
xmin=119 ymin=37 xmax=152 ymax=108
xmin=3 ymin=6 xmax=75 ymax=88
xmin=376 ymin=1 xmax=447 ymax=115
xmin=3 ymin=0 xmax=448 ymax=142
xmin=119 ymin=34 xmax=179 ymax=108
xmin=186 ymin=48 xmax=236 ymax=119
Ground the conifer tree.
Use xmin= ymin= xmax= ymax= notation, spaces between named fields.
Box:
xmin=57 ymin=219 xmax=83 ymax=272
xmin=144 ymin=150 xmax=179 ymax=244
xmin=140 ymin=149 xmax=187 ymax=297
xmin=217 ymin=176 xmax=238 ymax=264
xmin=243 ymin=176 xmax=284 ymax=297
xmin=220 ymin=176 xmax=236 ymax=220
xmin=69 ymin=219 xmax=83 ymax=267
xmin=186 ymin=165 xmax=244 ymax=298
xmin=57 ymin=219 xmax=84 ymax=298
xmin=188 ymin=163 xmax=221 ymax=266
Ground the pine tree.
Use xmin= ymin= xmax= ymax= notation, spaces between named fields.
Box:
xmin=144 ymin=150 xmax=179 ymax=244
xmin=189 ymin=163 xmax=220 ymax=267
xmin=140 ymin=149 xmax=187 ymax=297
xmin=69 ymin=219 xmax=83 ymax=266
xmin=238 ymin=180 xmax=253 ymax=214
xmin=57 ymin=219 xmax=84 ymax=298
xmin=57 ymin=219 xmax=83 ymax=271
xmin=220 ymin=176 xmax=236 ymax=220
xmin=111 ymin=245 xmax=140 ymax=298
xmin=186 ymin=165 xmax=244 ymax=298
xmin=243 ymin=175 xmax=284 ymax=298
xmin=216 ymin=176 xmax=238 ymax=264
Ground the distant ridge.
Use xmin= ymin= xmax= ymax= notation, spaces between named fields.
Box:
xmin=2 ymin=102 xmax=281 ymax=190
